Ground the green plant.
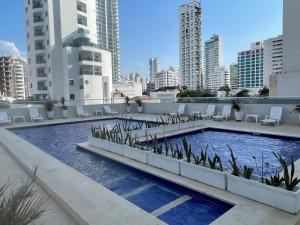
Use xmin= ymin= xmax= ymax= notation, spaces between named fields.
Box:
xmin=61 ymin=97 xmax=67 ymax=110
xmin=44 ymin=101 xmax=54 ymax=112
xmin=273 ymin=152 xmax=300 ymax=191
xmin=125 ymin=96 xmax=130 ymax=106
xmin=232 ymin=100 xmax=241 ymax=112
xmin=0 ymin=167 xmax=49 ymax=225
xmin=242 ymin=165 xmax=254 ymax=179
xmin=135 ymin=99 xmax=142 ymax=107
xmin=292 ymin=105 xmax=300 ymax=114
xmin=228 ymin=146 xmax=240 ymax=176
xmin=182 ymin=137 xmax=192 ymax=163
xmin=265 ymin=171 xmax=284 ymax=187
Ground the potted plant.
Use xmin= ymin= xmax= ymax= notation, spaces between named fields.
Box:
xmin=44 ymin=101 xmax=54 ymax=119
xmin=232 ymin=100 xmax=243 ymax=121
xmin=292 ymin=105 xmax=300 ymax=121
xmin=136 ymin=99 xmax=143 ymax=113
xmin=61 ymin=97 xmax=68 ymax=118
xmin=125 ymin=96 xmax=131 ymax=113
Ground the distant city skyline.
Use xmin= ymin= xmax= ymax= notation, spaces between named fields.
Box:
xmin=0 ymin=0 xmax=283 ymax=77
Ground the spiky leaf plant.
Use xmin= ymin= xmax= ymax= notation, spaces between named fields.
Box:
xmin=0 ymin=167 xmax=49 ymax=225
xmin=273 ymin=152 xmax=300 ymax=191
xmin=242 ymin=165 xmax=254 ymax=179
xmin=228 ymin=146 xmax=240 ymax=176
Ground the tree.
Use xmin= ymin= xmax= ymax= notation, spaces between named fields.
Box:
xmin=259 ymin=87 xmax=269 ymax=97
xmin=236 ymin=89 xmax=250 ymax=97
xmin=218 ymin=85 xmax=231 ymax=93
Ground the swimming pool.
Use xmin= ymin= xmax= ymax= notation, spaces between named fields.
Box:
xmin=10 ymin=119 xmax=233 ymax=225
xmin=157 ymin=128 xmax=300 ymax=175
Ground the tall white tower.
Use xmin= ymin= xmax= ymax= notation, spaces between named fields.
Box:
xmin=149 ymin=58 xmax=160 ymax=81
xmin=25 ymin=0 xmax=112 ymax=103
xmin=95 ymin=0 xmax=120 ymax=83
xmin=179 ymin=1 xmax=202 ymax=90
xmin=204 ymin=34 xmax=224 ymax=92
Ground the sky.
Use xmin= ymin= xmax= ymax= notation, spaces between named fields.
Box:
xmin=0 ymin=0 xmax=283 ymax=77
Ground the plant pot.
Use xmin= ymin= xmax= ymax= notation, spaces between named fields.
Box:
xmin=138 ymin=106 xmax=143 ymax=113
xmin=147 ymin=152 xmax=180 ymax=174
xmin=47 ymin=111 xmax=54 ymax=119
xmin=123 ymin=146 xmax=148 ymax=163
xmin=234 ymin=111 xmax=243 ymax=121
xmin=62 ymin=110 xmax=68 ymax=118
xmin=180 ymin=161 xmax=227 ymax=190
xmin=227 ymin=174 xmax=300 ymax=214
xmin=126 ymin=106 xmax=131 ymax=113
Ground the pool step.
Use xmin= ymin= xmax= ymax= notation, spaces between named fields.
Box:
xmin=151 ymin=195 xmax=191 ymax=217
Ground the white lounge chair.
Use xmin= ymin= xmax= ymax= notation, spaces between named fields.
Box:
xmin=29 ymin=108 xmax=44 ymax=122
xmin=192 ymin=105 xmax=215 ymax=119
xmin=76 ymin=105 xmax=90 ymax=118
xmin=213 ymin=105 xmax=232 ymax=121
xmin=0 ymin=112 xmax=12 ymax=125
xmin=261 ymin=107 xmax=282 ymax=126
xmin=170 ymin=104 xmax=186 ymax=116
xmin=104 ymin=106 xmax=119 ymax=115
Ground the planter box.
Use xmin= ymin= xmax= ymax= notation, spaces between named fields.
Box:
xmin=88 ymin=137 xmax=124 ymax=156
xmin=123 ymin=146 xmax=148 ymax=163
xmin=146 ymin=126 xmax=164 ymax=136
xmin=227 ymin=174 xmax=300 ymax=214
xmin=180 ymin=161 xmax=227 ymax=190
xmin=179 ymin=122 xmax=194 ymax=130
xmin=193 ymin=120 xmax=205 ymax=127
xmin=147 ymin=152 xmax=180 ymax=174
xmin=164 ymin=124 xmax=180 ymax=133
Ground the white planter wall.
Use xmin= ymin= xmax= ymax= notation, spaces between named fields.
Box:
xmin=227 ymin=174 xmax=300 ymax=214
xmin=163 ymin=124 xmax=180 ymax=133
xmin=147 ymin=152 xmax=180 ymax=174
xmin=88 ymin=137 xmax=124 ymax=155
xmin=180 ymin=161 xmax=227 ymax=190
xmin=123 ymin=146 xmax=148 ymax=163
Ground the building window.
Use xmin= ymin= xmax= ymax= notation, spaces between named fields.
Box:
xmin=70 ymin=94 xmax=75 ymax=100
xmin=69 ymin=80 xmax=74 ymax=86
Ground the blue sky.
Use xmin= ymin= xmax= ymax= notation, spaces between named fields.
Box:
xmin=0 ymin=0 xmax=283 ymax=77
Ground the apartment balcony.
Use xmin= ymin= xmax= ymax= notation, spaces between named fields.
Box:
xmin=37 ymin=87 xmax=48 ymax=91
xmin=79 ymin=71 xmax=93 ymax=76
xmin=37 ymin=73 xmax=47 ymax=78
xmin=33 ymin=17 xmax=44 ymax=23
xmin=77 ymin=5 xmax=87 ymax=13
xmin=34 ymin=31 xmax=45 ymax=38
xmin=36 ymin=59 xmax=47 ymax=65
xmin=32 ymin=3 xmax=43 ymax=9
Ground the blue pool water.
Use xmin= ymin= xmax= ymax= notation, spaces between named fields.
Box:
xmin=10 ymin=119 xmax=233 ymax=225
xmin=158 ymin=128 xmax=300 ymax=175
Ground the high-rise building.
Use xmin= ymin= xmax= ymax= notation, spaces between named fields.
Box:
xmin=275 ymin=0 xmax=300 ymax=96
xmin=95 ymin=0 xmax=120 ymax=82
xmin=179 ymin=1 xmax=202 ymax=90
xmin=149 ymin=58 xmax=160 ymax=81
xmin=155 ymin=67 xmax=179 ymax=90
xmin=25 ymin=0 xmax=112 ymax=102
xmin=0 ymin=57 xmax=27 ymax=100
xmin=230 ymin=63 xmax=238 ymax=90
xmin=204 ymin=34 xmax=224 ymax=92
xmin=237 ymin=42 xmax=264 ymax=92
xmin=207 ymin=66 xmax=230 ymax=94
xmin=263 ymin=35 xmax=283 ymax=87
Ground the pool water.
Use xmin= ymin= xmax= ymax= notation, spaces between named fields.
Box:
xmin=157 ymin=128 xmax=300 ymax=175
xmin=10 ymin=119 xmax=233 ymax=225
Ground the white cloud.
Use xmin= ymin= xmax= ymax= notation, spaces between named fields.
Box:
xmin=0 ymin=40 xmax=22 ymax=57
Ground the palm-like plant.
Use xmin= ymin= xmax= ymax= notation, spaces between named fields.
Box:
xmin=0 ymin=168 xmax=49 ymax=225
